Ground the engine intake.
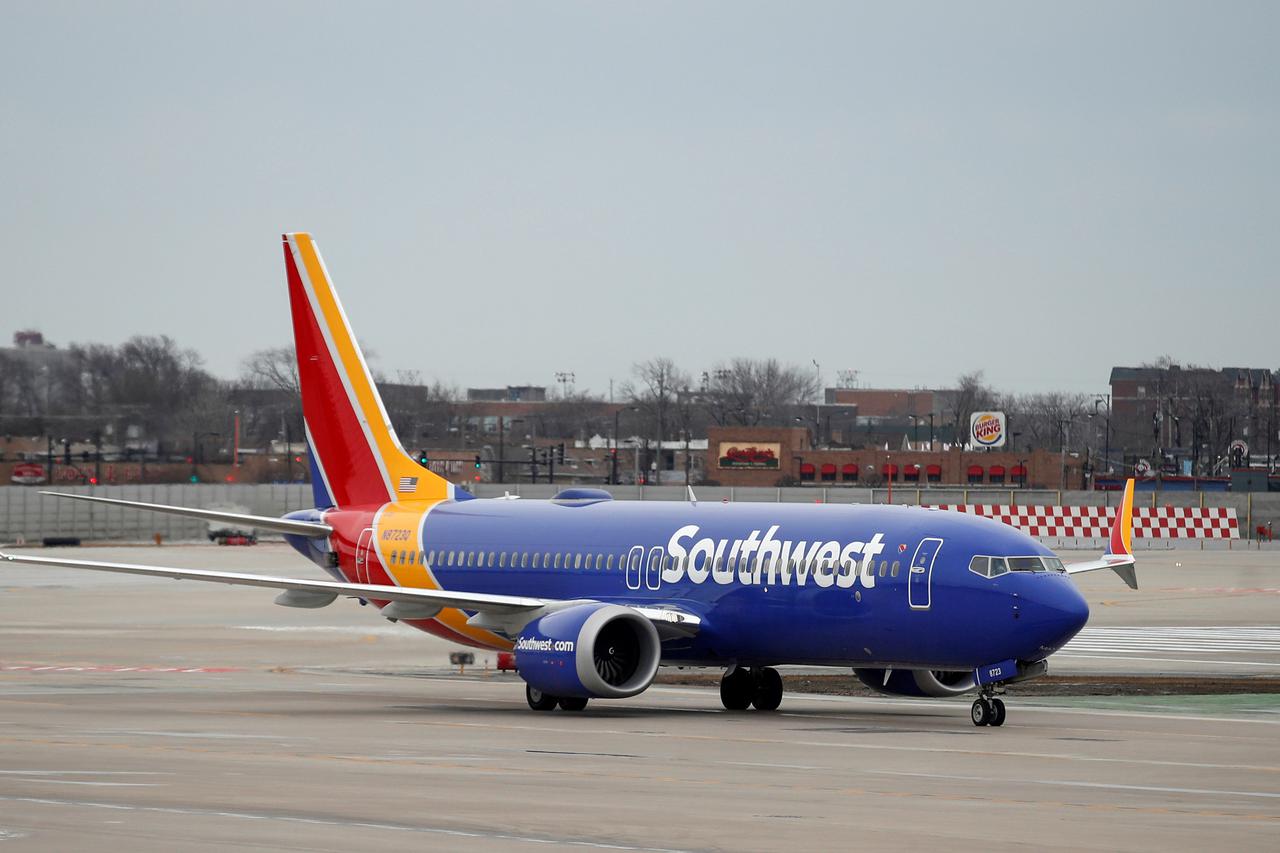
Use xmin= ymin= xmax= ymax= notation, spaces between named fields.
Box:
xmin=515 ymin=603 xmax=661 ymax=700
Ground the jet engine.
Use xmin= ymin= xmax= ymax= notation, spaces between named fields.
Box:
xmin=514 ymin=603 xmax=661 ymax=700
xmin=854 ymin=668 xmax=976 ymax=698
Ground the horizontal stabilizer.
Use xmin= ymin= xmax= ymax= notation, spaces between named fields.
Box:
xmin=39 ymin=491 xmax=332 ymax=538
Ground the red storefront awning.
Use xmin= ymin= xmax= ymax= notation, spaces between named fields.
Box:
xmin=989 ymin=465 xmax=1005 ymax=476
xmin=967 ymin=465 xmax=984 ymax=476
xmin=881 ymin=463 xmax=899 ymax=475
xmin=799 ymin=463 xmax=816 ymax=474
xmin=820 ymin=463 xmax=837 ymax=475
xmin=926 ymin=464 xmax=942 ymax=475
xmin=903 ymin=464 xmax=920 ymax=475
xmin=842 ymin=463 xmax=859 ymax=475
xmin=1010 ymin=464 xmax=1027 ymax=476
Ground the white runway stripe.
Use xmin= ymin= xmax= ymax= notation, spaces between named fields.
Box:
xmin=1062 ymin=627 xmax=1280 ymax=657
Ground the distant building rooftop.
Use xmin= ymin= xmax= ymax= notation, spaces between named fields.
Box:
xmin=466 ymin=385 xmax=548 ymax=403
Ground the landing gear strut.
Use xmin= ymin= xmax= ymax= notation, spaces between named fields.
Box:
xmin=719 ymin=666 xmax=784 ymax=712
xmin=970 ymin=689 xmax=1006 ymax=727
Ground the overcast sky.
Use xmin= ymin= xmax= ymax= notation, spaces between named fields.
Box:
xmin=2 ymin=2 xmax=1275 ymax=399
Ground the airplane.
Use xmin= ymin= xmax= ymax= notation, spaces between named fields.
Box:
xmin=0 ymin=233 xmax=1138 ymax=727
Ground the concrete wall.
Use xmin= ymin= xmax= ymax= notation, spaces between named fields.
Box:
xmin=2 ymin=483 xmax=1277 ymax=543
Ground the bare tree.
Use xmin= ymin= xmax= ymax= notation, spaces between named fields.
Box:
xmin=947 ymin=371 xmax=997 ymax=444
xmin=622 ymin=358 xmax=690 ymax=481
xmin=701 ymin=358 xmax=820 ymax=427
xmin=239 ymin=346 xmax=300 ymax=395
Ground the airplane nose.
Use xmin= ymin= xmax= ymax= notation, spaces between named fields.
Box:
xmin=1025 ymin=582 xmax=1090 ymax=652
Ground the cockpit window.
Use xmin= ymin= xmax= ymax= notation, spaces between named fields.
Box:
xmin=970 ymin=555 xmax=1062 ymax=577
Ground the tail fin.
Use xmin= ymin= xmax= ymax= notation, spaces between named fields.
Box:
xmin=283 ymin=233 xmax=457 ymax=508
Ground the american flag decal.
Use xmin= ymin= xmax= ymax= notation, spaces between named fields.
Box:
xmin=397 ymin=476 xmax=419 ymax=493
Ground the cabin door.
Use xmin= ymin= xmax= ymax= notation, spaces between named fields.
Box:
xmin=644 ymin=546 xmax=664 ymax=591
xmin=625 ymin=545 xmax=644 ymax=591
xmin=908 ymin=538 xmax=943 ymax=610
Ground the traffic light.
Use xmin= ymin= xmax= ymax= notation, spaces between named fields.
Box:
xmin=556 ymin=443 xmax=565 ymax=464
xmin=473 ymin=454 xmax=482 ymax=469
xmin=416 ymin=450 xmax=430 ymax=468
xmin=189 ymin=474 xmax=199 ymax=483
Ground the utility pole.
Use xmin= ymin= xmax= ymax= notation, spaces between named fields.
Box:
xmin=528 ymin=446 xmax=538 ymax=484
xmin=497 ymin=416 xmax=505 ymax=484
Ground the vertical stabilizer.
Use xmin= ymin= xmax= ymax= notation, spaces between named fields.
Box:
xmin=283 ymin=233 xmax=455 ymax=508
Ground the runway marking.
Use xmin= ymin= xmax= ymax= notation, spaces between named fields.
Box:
xmin=870 ymin=769 xmax=1280 ymax=800
xmin=0 ymin=795 xmax=694 ymax=852
xmin=1060 ymin=627 xmax=1280 ymax=664
xmin=0 ymin=663 xmax=239 ymax=674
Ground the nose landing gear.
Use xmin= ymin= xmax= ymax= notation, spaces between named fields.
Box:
xmin=971 ymin=691 xmax=1006 ymax=727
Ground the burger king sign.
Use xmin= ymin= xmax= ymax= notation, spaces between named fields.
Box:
xmin=969 ymin=411 xmax=1007 ymax=448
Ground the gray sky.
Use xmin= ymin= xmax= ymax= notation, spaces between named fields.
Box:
xmin=3 ymin=2 xmax=1276 ymax=398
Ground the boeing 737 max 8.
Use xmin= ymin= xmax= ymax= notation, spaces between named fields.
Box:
xmin=0 ymin=233 xmax=1138 ymax=726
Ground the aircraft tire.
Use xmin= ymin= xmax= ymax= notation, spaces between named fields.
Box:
xmin=526 ymin=685 xmax=559 ymax=711
xmin=971 ymin=698 xmax=990 ymax=726
xmin=751 ymin=667 xmax=784 ymax=712
xmin=719 ymin=668 xmax=753 ymax=710
xmin=989 ymin=698 xmax=1006 ymax=727
xmin=558 ymin=696 xmax=589 ymax=712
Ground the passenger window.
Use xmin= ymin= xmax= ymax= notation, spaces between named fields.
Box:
xmin=487 ymin=551 xmax=495 ymax=566
xmin=890 ymin=560 xmax=900 ymax=578
xmin=554 ymin=553 xmax=562 ymax=569
xmin=468 ymin=552 xmax=476 ymax=567
xmin=878 ymin=561 xmax=887 ymax=578
xmin=532 ymin=553 xmax=541 ymax=569
xmin=607 ymin=554 xmax=614 ymax=570
xmin=543 ymin=552 xmax=551 ymax=567
xmin=574 ymin=553 xmax=582 ymax=570
xmin=499 ymin=552 xmax=506 ymax=568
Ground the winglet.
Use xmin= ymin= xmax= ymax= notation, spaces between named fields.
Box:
xmin=1064 ymin=478 xmax=1138 ymax=589
xmin=1106 ymin=478 xmax=1135 ymax=558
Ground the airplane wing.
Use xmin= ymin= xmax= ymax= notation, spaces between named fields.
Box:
xmin=1063 ymin=478 xmax=1138 ymax=590
xmin=37 ymin=491 xmax=332 ymax=538
xmin=0 ymin=551 xmax=702 ymax=636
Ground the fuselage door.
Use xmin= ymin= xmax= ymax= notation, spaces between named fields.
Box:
xmin=625 ymin=545 xmax=644 ymax=591
xmin=355 ymin=527 xmax=375 ymax=585
xmin=908 ymin=537 xmax=943 ymax=610
xmin=645 ymin=546 xmax=664 ymax=591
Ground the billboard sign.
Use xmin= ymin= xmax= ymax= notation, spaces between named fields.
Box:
xmin=969 ymin=412 xmax=1007 ymax=448
xmin=717 ymin=443 xmax=780 ymax=469
xmin=10 ymin=462 xmax=46 ymax=485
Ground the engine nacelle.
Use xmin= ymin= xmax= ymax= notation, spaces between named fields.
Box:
xmin=854 ymin=668 xmax=976 ymax=698
xmin=515 ymin=603 xmax=661 ymax=700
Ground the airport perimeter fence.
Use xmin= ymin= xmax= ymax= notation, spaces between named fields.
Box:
xmin=1 ymin=483 xmax=1277 ymax=546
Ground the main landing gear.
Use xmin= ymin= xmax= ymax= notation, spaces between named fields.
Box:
xmin=719 ymin=666 xmax=784 ymax=711
xmin=970 ymin=691 xmax=1007 ymax=727
xmin=526 ymin=684 xmax=589 ymax=712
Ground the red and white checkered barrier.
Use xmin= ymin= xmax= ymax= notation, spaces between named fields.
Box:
xmin=927 ymin=505 xmax=1239 ymax=540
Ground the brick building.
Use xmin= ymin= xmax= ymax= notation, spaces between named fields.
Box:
xmin=707 ymin=426 xmax=1083 ymax=490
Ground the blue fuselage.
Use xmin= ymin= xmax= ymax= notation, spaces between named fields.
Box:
xmin=297 ymin=497 xmax=1090 ymax=672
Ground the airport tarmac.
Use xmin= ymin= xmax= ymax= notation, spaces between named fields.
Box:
xmin=1 ymin=544 xmax=1277 ymax=850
